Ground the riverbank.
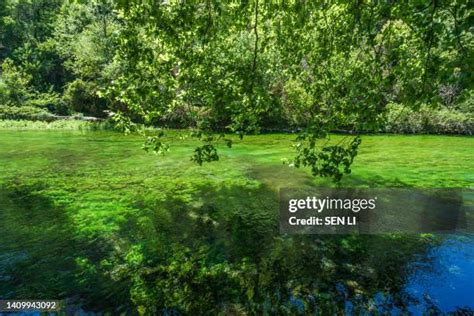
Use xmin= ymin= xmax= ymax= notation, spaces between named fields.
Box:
xmin=0 ymin=119 xmax=112 ymax=130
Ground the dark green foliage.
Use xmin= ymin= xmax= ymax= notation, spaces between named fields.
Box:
xmin=142 ymin=133 xmax=169 ymax=155
xmin=0 ymin=58 xmax=68 ymax=115
xmin=0 ymin=0 xmax=62 ymax=58
xmin=294 ymin=135 xmax=362 ymax=182
xmin=26 ymin=91 xmax=68 ymax=115
xmin=191 ymin=144 xmax=219 ymax=166
xmin=189 ymin=132 xmax=233 ymax=166
xmin=0 ymin=59 xmax=32 ymax=106
xmin=0 ymin=0 xmax=117 ymax=117
xmin=63 ymin=79 xmax=106 ymax=117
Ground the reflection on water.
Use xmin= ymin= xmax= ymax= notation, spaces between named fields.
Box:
xmin=342 ymin=236 xmax=474 ymax=315
xmin=405 ymin=235 xmax=474 ymax=314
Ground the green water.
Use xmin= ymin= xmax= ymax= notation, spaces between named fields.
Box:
xmin=0 ymin=130 xmax=472 ymax=314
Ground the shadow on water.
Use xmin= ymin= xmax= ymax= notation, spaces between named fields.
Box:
xmin=341 ymin=174 xmax=412 ymax=188
xmin=0 ymin=177 xmax=472 ymax=315
xmin=0 ymin=180 xmax=77 ymax=298
xmin=109 ymin=181 xmax=467 ymax=314
xmin=0 ymin=180 xmax=132 ymax=314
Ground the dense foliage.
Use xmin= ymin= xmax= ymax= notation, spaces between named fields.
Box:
xmin=0 ymin=0 xmax=472 ymax=179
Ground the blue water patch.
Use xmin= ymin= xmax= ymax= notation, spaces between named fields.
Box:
xmin=405 ymin=235 xmax=474 ymax=314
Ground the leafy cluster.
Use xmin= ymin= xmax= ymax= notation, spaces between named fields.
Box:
xmin=294 ymin=135 xmax=362 ymax=181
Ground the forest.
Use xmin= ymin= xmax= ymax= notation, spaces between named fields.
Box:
xmin=0 ymin=1 xmax=473 ymax=315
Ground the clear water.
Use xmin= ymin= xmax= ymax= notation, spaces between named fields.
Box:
xmin=405 ymin=235 xmax=474 ymax=314
xmin=0 ymin=130 xmax=472 ymax=314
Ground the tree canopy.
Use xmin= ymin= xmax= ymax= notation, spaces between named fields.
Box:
xmin=107 ymin=0 xmax=472 ymax=180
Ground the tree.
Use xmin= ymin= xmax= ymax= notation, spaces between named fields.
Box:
xmin=108 ymin=1 xmax=472 ymax=181
xmin=54 ymin=0 xmax=119 ymax=116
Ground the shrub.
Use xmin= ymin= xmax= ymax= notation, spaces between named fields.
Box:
xmin=383 ymin=103 xmax=473 ymax=135
xmin=0 ymin=105 xmax=52 ymax=120
xmin=1 ymin=59 xmax=68 ymax=115
xmin=0 ymin=59 xmax=33 ymax=106
xmin=64 ymin=79 xmax=107 ymax=117
xmin=456 ymin=89 xmax=474 ymax=114
xmin=26 ymin=92 xmax=70 ymax=115
xmin=0 ymin=118 xmax=114 ymax=130
xmin=0 ymin=79 xmax=8 ymax=104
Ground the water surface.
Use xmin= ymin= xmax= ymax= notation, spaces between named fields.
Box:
xmin=0 ymin=130 xmax=472 ymax=314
